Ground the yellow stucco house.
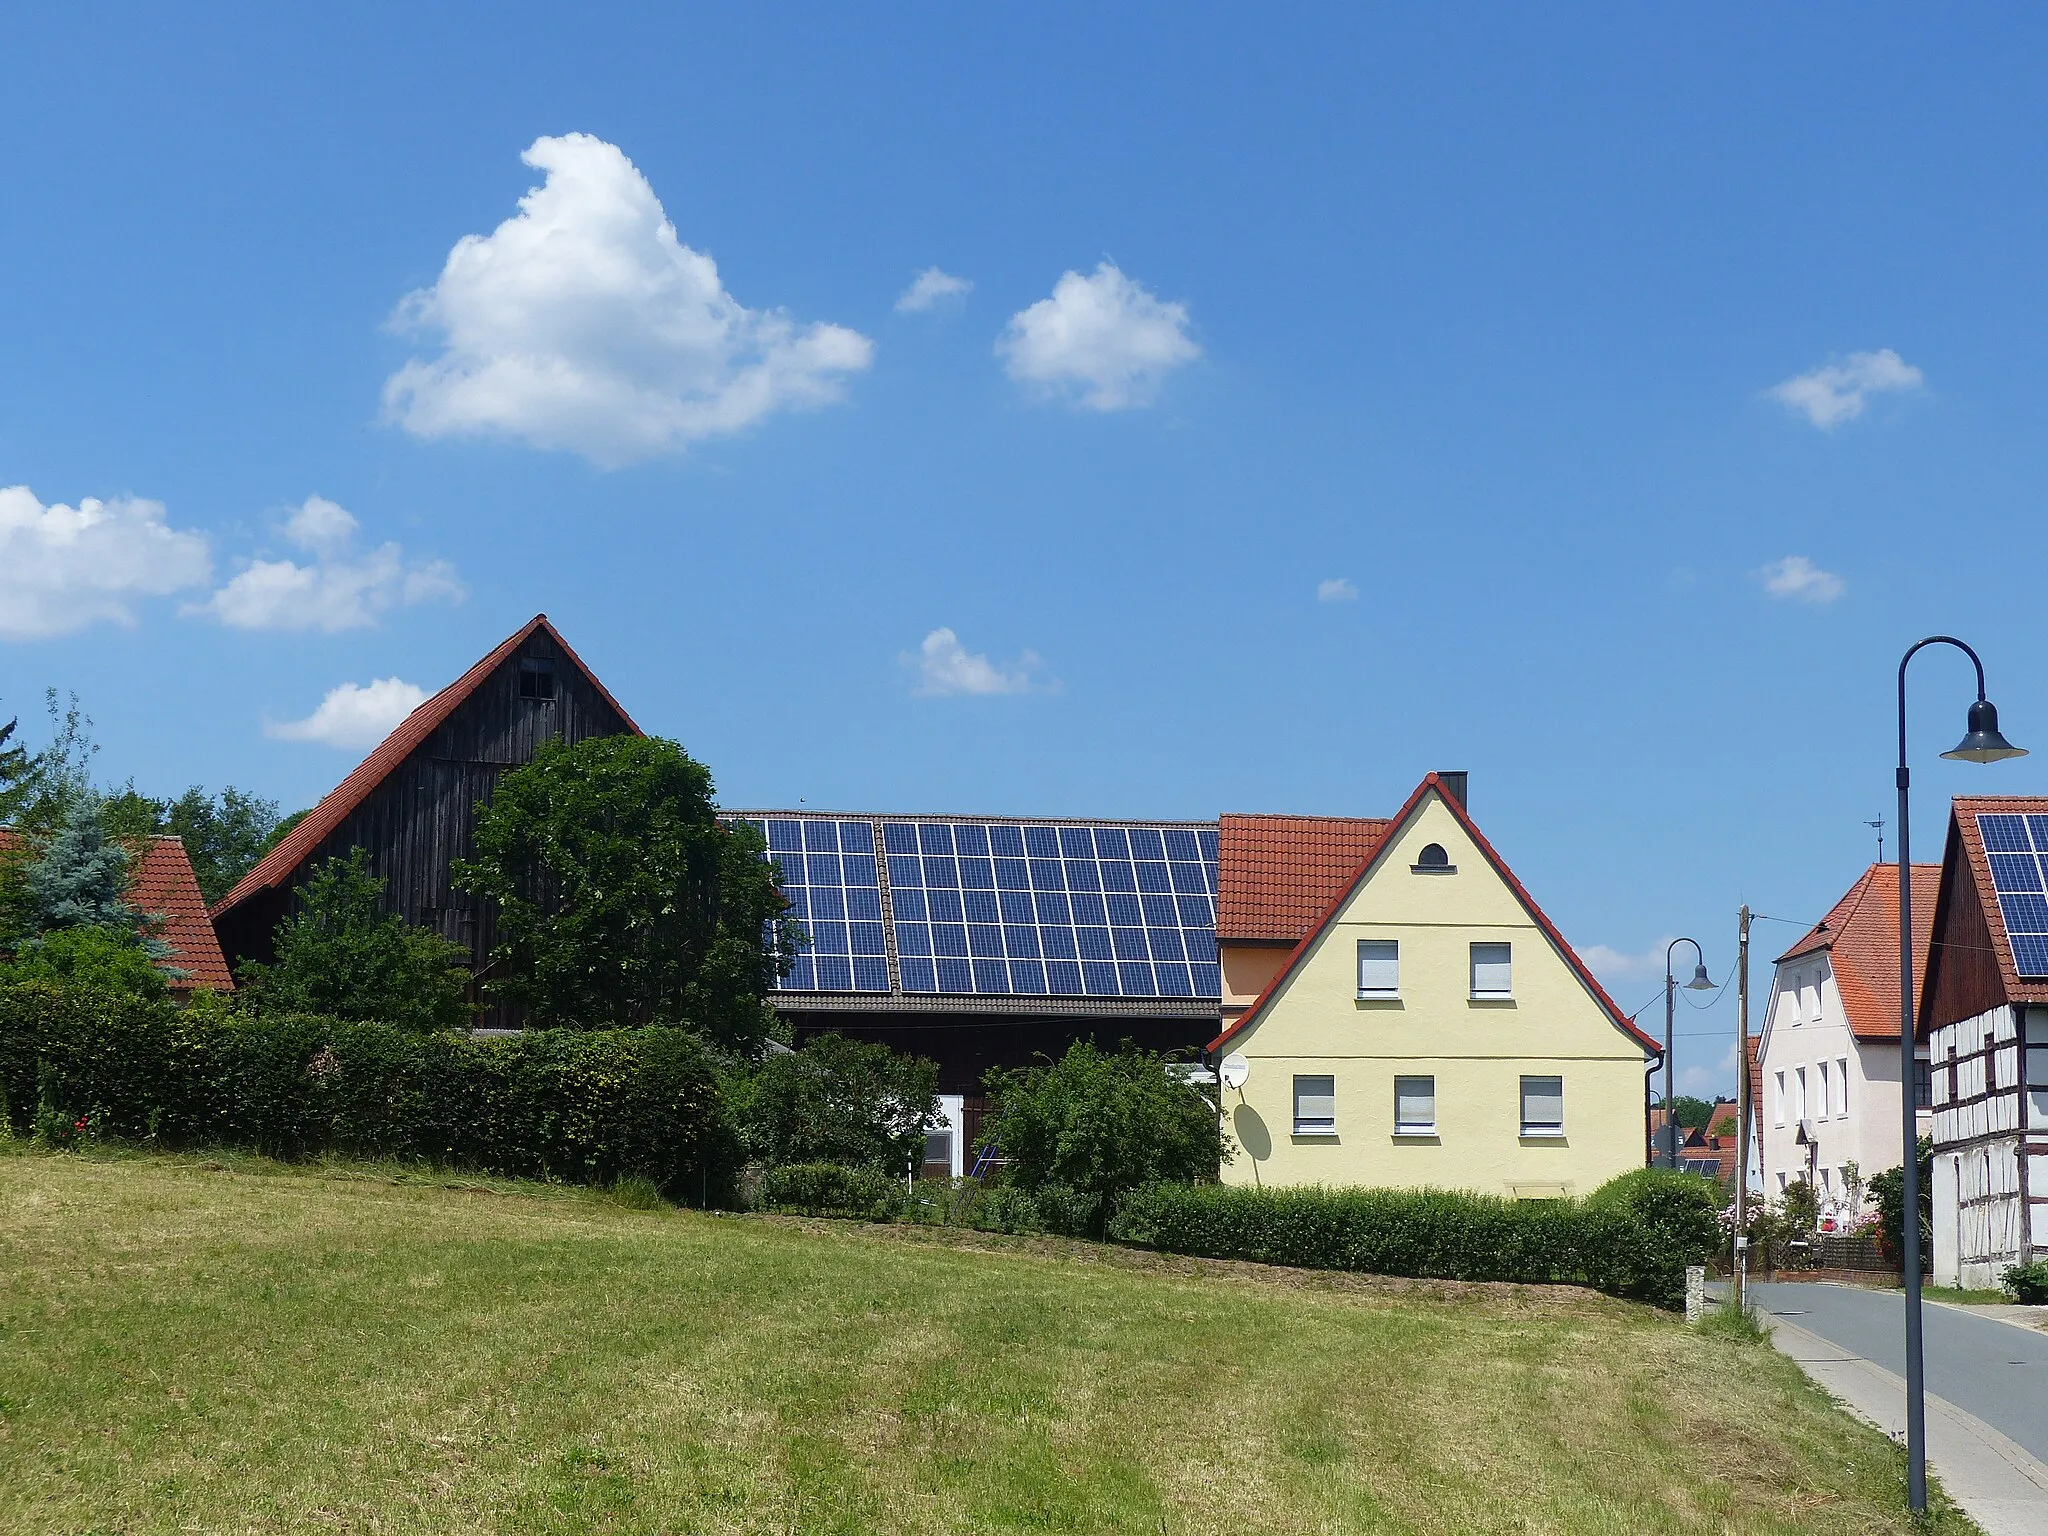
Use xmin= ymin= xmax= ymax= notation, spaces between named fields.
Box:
xmin=1209 ymin=773 xmax=1659 ymax=1197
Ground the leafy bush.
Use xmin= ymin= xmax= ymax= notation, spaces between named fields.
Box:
xmin=1 ymin=925 xmax=169 ymax=999
xmin=1868 ymin=1137 xmax=1933 ymax=1269
xmin=2003 ymin=1261 xmax=2048 ymax=1305
xmin=1108 ymin=1169 xmax=1719 ymax=1308
xmin=981 ymin=1041 xmax=1226 ymax=1233
xmin=1583 ymin=1167 xmax=1721 ymax=1258
xmin=758 ymin=1161 xmax=901 ymax=1221
xmin=236 ymin=849 xmax=474 ymax=1032
xmin=740 ymin=1034 xmax=939 ymax=1174
xmin=0 ymin=981 xmax=739 ymax=1199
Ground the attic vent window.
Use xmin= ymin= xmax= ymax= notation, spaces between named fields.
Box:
xmin=519 ymin=659 xmax=556 ymax=701
xmin=1411 ymin=842 xmax=1455 ymax=875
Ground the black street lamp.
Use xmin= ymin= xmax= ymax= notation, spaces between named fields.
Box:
xmin=1895 ymin=636 xmax=2026 ymax=1513
xmin=1662 ymin=938 xmax=1715 ymax=1167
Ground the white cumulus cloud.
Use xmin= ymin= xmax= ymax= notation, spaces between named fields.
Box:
xmin=382 ymin=133 xmax=874 ymax=467
xmin=896 ymin=266 xmax=972 ymax=313
xmin=266 ymin=678 xmax=430 ymax=749
xmin=1760 ymin=555 xmax=1846 ymax=605
xmin=997 ymin=261 xmax=1199 ymax=410
xmin=1317 ymin=577 xmax=1358 ymax=602
xmin=1769 ymin=348 xmax=1924 ymax=429
xmin=1581 ymin=940 xmax=1678 ymax=981
xmin=903 ymin=627 xmax=1048 ymax=697
xmin=0 ymin=486 xmax=212 ymax=639
xmin=191 ymin=495 xmax=464 ymax=632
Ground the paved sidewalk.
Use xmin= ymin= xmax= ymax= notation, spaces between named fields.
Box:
xmin=1759 ymin=1307 xmax=2048 ymax=1536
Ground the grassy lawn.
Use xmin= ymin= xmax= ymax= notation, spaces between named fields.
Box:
xmin=0 ymin=1147 xmax=1980 ymax=1535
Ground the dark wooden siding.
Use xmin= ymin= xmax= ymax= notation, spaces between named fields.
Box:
xmin=228 ymin=628 xmax=633 ymax=1022
xmin=1924 ymin=830 xmax=2009 ymax=1032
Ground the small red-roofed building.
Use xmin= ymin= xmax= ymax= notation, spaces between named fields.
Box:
xmin=0 ymin=829 xmax=231 ymax=995
xmin=1208 ymin=772 xmax=1658 ymax=1197
xmin=1756 ymin=863 xmax=1936 ymax=1226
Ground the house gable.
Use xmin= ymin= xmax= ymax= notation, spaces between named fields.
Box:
xmin=211 ymin=615 xmax=639 ymax=987
xmin=1921 ymin=810 xmax=2009 ymax=1033
xmin=1212 ymin=775 xmax=1654 ymax=1063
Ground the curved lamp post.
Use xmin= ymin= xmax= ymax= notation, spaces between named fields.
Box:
xmin=1896 ymin=636 xmax=2026 ymax=1513
xmin=1663 ymin=938 xmax=1715 ymax=1167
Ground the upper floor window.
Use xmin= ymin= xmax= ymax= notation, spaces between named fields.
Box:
xmin=1815 ymin=1060 xmax=1831 ymax=1122
xmin=519 ymin=657 xmax=557 ymax=701
xmin=1470 ymin=942 xmax=1512 ymax=998
xmin=1394 ymin=1075 xmax=1436 ymax=1135
xmin=1357 ymin=940 xmax=1399 ymax=998
xmin=1412 ymin=843 xmax=1455 ymax=874
xmin=1915 ymin=1058 xmax=1933 ymax=1112
xmin=1773 ymin=1070 xmax=1786 ymax=1126
xmin=1835 ymin=1057 xmax=1849 ymax=1119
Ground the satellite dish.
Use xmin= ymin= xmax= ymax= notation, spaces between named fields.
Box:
xmin=1220 ymin=1053 xmax=1250 ymax=1090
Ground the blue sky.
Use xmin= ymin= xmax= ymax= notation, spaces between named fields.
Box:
xmin=6 ymin=5 xmax=2048 ymax=1095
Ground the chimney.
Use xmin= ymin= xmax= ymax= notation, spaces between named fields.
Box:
xmin=1437 ymin=770 xmax=1468 ymax=811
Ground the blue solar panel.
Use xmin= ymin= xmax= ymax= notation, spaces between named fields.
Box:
xmin=735 ymin=813 xmax=1221 ymax=1000
xmin=1977 ymin=812 xmax=2048 ymax=978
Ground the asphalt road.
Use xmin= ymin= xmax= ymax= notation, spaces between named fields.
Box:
xmin=1749 ymin=1281 xmax=2048 ymax=1464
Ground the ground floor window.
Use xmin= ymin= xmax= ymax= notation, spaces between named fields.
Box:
xmin=1519 ymin=1075 xmax=1564 ymax=1137
xmin=1293 ymin=1075 xmax=1337 ymax=1136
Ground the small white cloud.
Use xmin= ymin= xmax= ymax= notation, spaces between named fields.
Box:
xmin=997 ymin=261 xmax=1200 ymax=410
xmin=895 ymin=266 xmax=972 ymax=313
xmin=1760 ymin=555 xmax=1846 ymax=605
xmin=383 ymin=133 xmax=874 ymax=468
xmin=903 ymin=627 xmax=1048 ymax=697
xmin=266 ymin=678 xmax=430 ymax=749
xmin=0 ymin=486 xmax=211 ymax=639
xmin=1317 ymin=577 xmax=1358 ymax=603
xmin=1769 ymin=348 xmax=1924 ymax=430
xmin=1581 ymin=939 xmax=1678 ymax=981
xmin=191 ymin=495 xmax=464 ymax=632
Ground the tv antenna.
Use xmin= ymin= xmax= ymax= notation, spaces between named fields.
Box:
xmin=1865 ymin=818 xmax=1885 ymax=862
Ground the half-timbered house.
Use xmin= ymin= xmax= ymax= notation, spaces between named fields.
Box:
xmin=1919 ymin=796 xmax=2048 ymax=1288
xmin=210 ymin=615 xmax=638 ymax=1021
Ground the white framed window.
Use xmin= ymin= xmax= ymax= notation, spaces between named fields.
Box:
xmin=1777 ymin=1170 xmax=1788 ymax=1194
xmin=1520 ymin=1075 xmax=1564 ymax=1136
xmin=1816 ymin=1061 xmax=1831 ymax=1121
xmin=1357 ymin=940 xmax=1399 ymax=998
xmin=924 ymin=1128 xmax=953 ymax=1170
xmin=2026 ymin=1044 xmax=2048 ymax=1123
xmin=1293 ymin=1075 xmax=1337 ymax=1137
xmin=1773 ymin=1071 xmax=1786 ymax=1127
xmin=1807 ymin=970 xmax=1823 ymax=1026
xmin=1835 ymin=1057 xmax=1849 ymax=1119
xmin=1394 ymin=1075 xmax=1435 ymax=1135
xmin=1470 ymin=941 xmax=1513 ymax=998
xmin=1787 ymin=972 xmax=1803 ymax=1027
xmin=1795 ymin=1066 xmax=1807 ymax=1124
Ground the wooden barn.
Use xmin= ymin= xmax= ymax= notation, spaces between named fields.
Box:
xmin=211 ymin=615 xmax=639 ymax=1019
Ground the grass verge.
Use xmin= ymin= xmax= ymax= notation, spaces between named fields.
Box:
xmin=0 ymin=1145 xmax=1981 ymax=1534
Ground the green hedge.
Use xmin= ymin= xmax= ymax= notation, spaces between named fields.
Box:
xmin=757 ymin=1161 xmax=902 ymax=1220
xmin=0 ymin=982 xmax=740 ymax=1199
xmin=1106 ymin=1170 xmax=1719 ymax=1308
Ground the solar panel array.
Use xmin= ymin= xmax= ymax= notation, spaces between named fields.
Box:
xmin=1976 ymin=812 xmax=2048 ymax=978
xmin=733 ymin=815 xmax=1221 ymax=1000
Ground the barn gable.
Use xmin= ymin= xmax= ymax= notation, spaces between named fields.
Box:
xmin=211 ymin=616 xmax=639 ymax=999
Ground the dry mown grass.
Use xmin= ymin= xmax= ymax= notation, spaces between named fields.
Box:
xmin=0 ymin=1146 xmax=1979 ymax=1534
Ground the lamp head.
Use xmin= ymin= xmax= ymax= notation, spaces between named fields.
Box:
xmin=1686 ymin=962 xmax=1716 ymax=991
xmin=1941 ymin=698 xmax=2028 ymax=764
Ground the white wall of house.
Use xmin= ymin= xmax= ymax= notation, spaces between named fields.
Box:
xmin=1757 ymin=954 xmax=1928 ymax=1222
xmin=1928 ymin=1004 xmax=2042 ymax=1289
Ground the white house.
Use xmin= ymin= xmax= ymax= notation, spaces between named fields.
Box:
xmin=1757 ymin=863 xmax=1935 ymax=1225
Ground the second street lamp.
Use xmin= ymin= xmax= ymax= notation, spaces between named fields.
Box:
xmin=1662 ymin=938 xmax=1715 ymax=1168
xmin=1894 ymin=635 xmax=2027 ymax=1514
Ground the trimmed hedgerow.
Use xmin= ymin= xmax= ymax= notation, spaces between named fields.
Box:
xmin=1107 ymin=1170 xmax=1720 ymax=1309
xmin=0 ymin=982 xmax=740 ymax=1199
xmin=757 ymin=1161 xmax=902 ymax=1221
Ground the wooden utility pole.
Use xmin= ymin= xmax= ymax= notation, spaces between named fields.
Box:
xmin=1734 ymin=904 xmax=1752 ymax=1311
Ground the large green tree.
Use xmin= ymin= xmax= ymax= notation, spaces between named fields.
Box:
xmin=456 ymin=735 xmax=795 ymax=1047
xmin=238 ymin=848 xmax=474 ymax=1032
xmin=97 ymin=784 xmax=283 ymax=904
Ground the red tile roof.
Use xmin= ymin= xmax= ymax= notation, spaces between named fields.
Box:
xmin=0 ymin=830 xmax=232 ymax=991
xmin=1210 ymin=773 xmax=1660 ymax=1058
xmin=213 ymin=615 xmax=640 ymax=919
xmin=1775 ymin=862 xmax=1940 ymax=1041
xmin=1945 ymin=796 xmax=2048 ymax=1006
xmin=1217 ymin=814 xmax=1390 ymax=941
